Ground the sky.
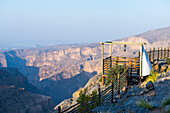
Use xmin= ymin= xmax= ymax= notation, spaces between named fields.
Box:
xmin=0 ymin=0 xmax=170 ymax=48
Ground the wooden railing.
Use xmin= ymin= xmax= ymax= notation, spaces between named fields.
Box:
xmin=103 ymin=56 xmax=139 ymax=74
xmin=103 ymin=47 xmax=170 ymax=75
xmin=146 ymin=47 xmax=169 ymax=61
xmin=55 ymin=69 xmax=129 ymax=113
xmin=100 ymin=69 xmax=128 ymax=105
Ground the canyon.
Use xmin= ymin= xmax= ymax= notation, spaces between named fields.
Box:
xmin=0 ymin=68 xmax=55 ymax=113
xmin=0 ymin=26 xmax=170 ymax=107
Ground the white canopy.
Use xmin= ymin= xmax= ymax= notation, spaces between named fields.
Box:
xmin=142 ymin=45 xmax=152 ymax=76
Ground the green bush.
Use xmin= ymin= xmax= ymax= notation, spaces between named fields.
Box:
xmin=105 ymin=65 xmax=126 ymax=86
xmin=77 ymin=88 xmax=90 ymax=113
xmin=167 ymin=58 xmax=170 ymax=65
xmin=138 ymin=100 xmax=153 ymax=110
xmin=77 ymin=88 xmax=99 ymax=113
xmin=163 ymin=97 xmax=170 ymax=107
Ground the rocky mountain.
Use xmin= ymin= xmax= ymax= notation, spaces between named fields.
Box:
xmin=0 ymin=68 xmax=55 ymax=113
xmin=0 ymin=68 xmax=39 ymax=93
xmin=135 ymin=26 xmax=170 ymax=44
xmin=0 ymin=85 xmax=55 ymax=113
xmin=0 ymin=26 xmax=169 ymax=104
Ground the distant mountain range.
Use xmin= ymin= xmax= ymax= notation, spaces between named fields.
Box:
xmin=0 ymin=26 xmax=169 ymax=105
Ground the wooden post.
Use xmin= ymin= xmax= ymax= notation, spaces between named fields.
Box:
xmin=102 ymin=75 xmax=107 ymax=85
xmin=109 ymin=56 xmax=112 ymax=69
xmin=152 ymin=47 xmax=155 ymax=60
xmin=126 ymin=68 xmax=129 ymax=86
xmin=102 ymin=76 xmax=104 ymax=85
xmin=98 ymin=87 xmax=101 ymax=106
xmin=110 ymin=44 xmax=112 ymax=58
xmin=118 ymin=74 xmax=120 ymax=94
xmin=161 ymin=47 xmax=163 ymax=59
xmin=157 ymin=47 xmax=159 ymax=60
xmin=130 ymin=60 xmax=132 ymax=78
xmin=110 ymin=44 xmax=112 ymax=69
xmin=168 ymin=47 xmax=169 ymax=58
xmin=116 ymin=56 xmax=119 ymax=65
xmin=101 ymin=43 xmax=104 ymax=74
xmin=111 ymin=80 xmax=114 ymax=103
xmin=58 ymin=106 xmax=61 ymax=113
xmin=134 ymin=58 xmax=136 ymax=71
xmin=149 ymin=48 xmax=151 ymax=61
xmin=106 ymin=59 xmax=108 ymax=73
xmin=164 ymin=48 xmax=166 ymax=58
xmin=140 ymin=45 xmax=143 ymax=80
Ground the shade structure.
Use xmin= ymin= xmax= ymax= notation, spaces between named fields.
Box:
xmin=142 ymin=46 xmax=152 ymax=76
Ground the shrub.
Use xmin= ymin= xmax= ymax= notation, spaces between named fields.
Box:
xmin=105 ymin=65 xmax=126 ymax=86
xmin=138 ymin=100 xmax=153 ymax=110
xmin=77 ymin=88 xmax=90 ymax=113
xmin=162 ymin=97 xmax=170 ymax=107
xmin=167 ymin=58 xmax=170 ymax=65
xmin=89 ymin=90 xmax=100 ymax=110
xmin=77 ymin=88 xmax=99 ymax=113
xmin=146 ymin=70 xmax=159 ymax=83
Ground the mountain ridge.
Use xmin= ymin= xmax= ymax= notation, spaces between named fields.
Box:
xmin=0 ymin=26 xmax=169 ymax=104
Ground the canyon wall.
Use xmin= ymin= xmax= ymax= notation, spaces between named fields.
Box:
xmin=0 ymin=26 xmax=169 ymax=104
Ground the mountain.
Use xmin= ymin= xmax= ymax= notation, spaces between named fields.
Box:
xmin=0 ymin=68 xmax=39 ymax=93
xmin=135 ymin=26 xmax=170 ymax=44
xmin=0 ymin=26 xmax=169 ymax=104
xmin=0 ymin=68 xmax=55 ymax=113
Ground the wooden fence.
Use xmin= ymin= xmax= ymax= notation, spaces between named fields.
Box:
xmin=146 ymin=47 xmax=169 ymax=61
xmin=55 ymin=68 xmax=129 ymax=113
xmin=103 ymin=47 xmax=170 ymax=75
xmin=103 ymin=56 xmax=140 ymax=75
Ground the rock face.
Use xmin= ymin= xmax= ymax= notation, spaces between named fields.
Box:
xmin=0 ymin=85 xmax=55 ymax=113
xmin=0 ymin=68 xmax=39 ymax=93
xmin=146 ymin=81 xmax=154 ymax=90
xmin=0 ymin=26 xmax=169 ymax=104
xmin=0 ymin=68 xmax=55 ymax=113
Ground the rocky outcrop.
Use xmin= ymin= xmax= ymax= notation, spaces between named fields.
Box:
xmin=0 ymin=85 xmax=55 ymax=113
xmin=92 ymin=71 xmax=170 ymax=113
xmin=0 ymin=68 xmax=39 ymax=93
xmin=0 ymin=53 xmax=7 ymax=67
xmin=0 ymin=68 xmax=55 ymax=113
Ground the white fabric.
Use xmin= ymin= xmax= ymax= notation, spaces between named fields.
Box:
xmin=142 ymin=45 xmax=152 ymax=76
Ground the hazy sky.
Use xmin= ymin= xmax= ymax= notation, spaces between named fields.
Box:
xmin=0 ymin=0 xmax=170 ymax=46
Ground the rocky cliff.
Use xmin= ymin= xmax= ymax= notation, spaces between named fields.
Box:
xmin=0 ymin=26 xmax=169 ymax=104
xmin=0 ymin=68 xmax=39 ymax=93
xmin=0 ymin=85 xmax=55 ymax=113
xmin=0 ymin=68 xmax=55 ymax=113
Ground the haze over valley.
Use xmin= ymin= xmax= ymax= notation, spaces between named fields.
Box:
xmin=1 ymin=1 xmax=170 ymax=112
xmin=0 ymin=27 xmax=169 ymax=107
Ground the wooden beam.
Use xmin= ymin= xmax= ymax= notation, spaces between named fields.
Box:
xmin=110 ymin=44 xmax=112 ymax=57
xmin=101 ymin=41 xmax=147 ymax=45
xmin=140 ymin=45 xmax=143 ymax=78
xmin=100 ymin=42 xmax=104 ymax=74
